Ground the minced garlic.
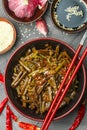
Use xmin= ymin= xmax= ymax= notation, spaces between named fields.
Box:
xmin=65 ymin=6 xmax=83 ymax=21
xmin=0 ymin=21 xmax=14 ymax=52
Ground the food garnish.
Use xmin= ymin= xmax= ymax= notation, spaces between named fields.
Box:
xmin=11 ymin=44 xmax=78 ymax=114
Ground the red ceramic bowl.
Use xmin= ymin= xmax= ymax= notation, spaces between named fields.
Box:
xmin=0 ymin=38 xmax=86 ymax=121
xmin=2 ymin=0 xmax=48 ymax=23
xmin=0 ymin=17 xmax=16 ymax=54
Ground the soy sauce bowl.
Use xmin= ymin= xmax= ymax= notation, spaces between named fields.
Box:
xmin=51 ymin=0 xmax=87 ymax=33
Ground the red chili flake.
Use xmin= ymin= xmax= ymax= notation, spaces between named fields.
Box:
xmin=18 ymin=122 xmax=40 ymax=130
xmin=7 ymin=105 xmax=18 ymax=122
xmin=69 ymin=102 xmax=86 ymax=130
xmin=6 ymin=105 xmax=12 ymax=130
xmin=0 ymin=73 xmax=4 ymax=82
xmin=0 ymin=97 xmax=8 ymax=113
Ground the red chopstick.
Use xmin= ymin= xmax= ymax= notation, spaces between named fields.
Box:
xmin=42 ymin=47 xmax=87 ymax=130
xmin=41 ymin=31 xmax=87 ymax=130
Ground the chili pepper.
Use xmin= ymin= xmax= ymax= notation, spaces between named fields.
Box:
xmin=7 ymin=105 xmax=18 ymax=122
xmin=18 ymin=122 xmax=40 ymax=130
xmin=0 ymin=73 xmax=4 ymax=82
xmin=24 ymin=127 xmax=40 ymax=130
xmin=0 ymin=97 xmax=8 ymax=113
xmin=69 ymin=102 xmax=86 ymax=130
xmin=6 ymin=105 xmax=12 ymax=130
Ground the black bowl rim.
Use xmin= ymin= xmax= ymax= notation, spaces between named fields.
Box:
xmin=4 ymin=37 xmax=87 ymax=121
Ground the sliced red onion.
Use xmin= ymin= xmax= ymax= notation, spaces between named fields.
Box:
xmin=26 ymin=0 xmax=39 ymax=18
xmin=8 ymin=0 xmax=28 ymax=18
xmin=8 ymin=0 xmax=20 ymax=11
xmin=14 ymin=4 xmax=28 ymax=18
xmin=8 ymin=0 xmax=46 ymax=18
xmin=38 ymin=0 xmax=47 ymax=9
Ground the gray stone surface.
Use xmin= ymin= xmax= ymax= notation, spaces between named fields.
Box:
xmin=0 ymin=1 xmax=87 ymax=130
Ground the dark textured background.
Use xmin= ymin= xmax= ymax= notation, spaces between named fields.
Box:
xmin=0 ymin=1 xmax=87 ymax=130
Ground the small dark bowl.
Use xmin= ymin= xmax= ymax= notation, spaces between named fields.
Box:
xmin=51 ymin=0 xmax=87 ymax=33
xmin=2 ymin=0 xmax=48 ymax=23
xmin=4 ymin=38 xmax=86 ymax=121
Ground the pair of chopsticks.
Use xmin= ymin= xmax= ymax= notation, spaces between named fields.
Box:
xmin=41 ymin=30 xmax=87 ymax=130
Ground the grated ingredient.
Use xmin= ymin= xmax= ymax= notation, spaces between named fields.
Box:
xmin=0 ymin=21 xmax=14 ymax=52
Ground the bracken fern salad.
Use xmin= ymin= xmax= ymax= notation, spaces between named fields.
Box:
xmin=11 ymin=44 xmax=79 ymax=114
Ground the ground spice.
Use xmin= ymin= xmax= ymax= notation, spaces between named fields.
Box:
xmin=0 ymin=97 xmax=8 ymax=113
